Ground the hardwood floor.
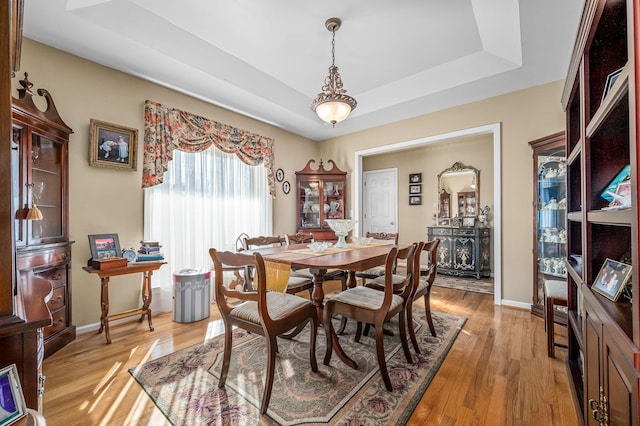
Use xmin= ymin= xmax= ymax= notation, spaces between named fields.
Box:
xmin=42 ymin=282 xmax=579 ymax=425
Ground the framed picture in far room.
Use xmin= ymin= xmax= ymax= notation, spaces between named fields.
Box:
xmin=409 ymin=184 xmax=421 ymax=194
xmin=409 ymin=196 xmax=422 ymax=205
xmin=409 ymin=173 xmax=422 ymax=183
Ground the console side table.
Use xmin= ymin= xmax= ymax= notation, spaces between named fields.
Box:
xmin=82 ymin=262 xmax=166 ymax=344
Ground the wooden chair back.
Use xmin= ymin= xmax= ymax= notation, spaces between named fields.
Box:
xmin=420 ymin=239 xmax=440 ymax=283
xmin=365 ymin=232 xmax=399 ymax=244
xmin=242 ymin=235 xmax=285 ymax=250
xmin=286 ymin=232 xmax=314 ymax=244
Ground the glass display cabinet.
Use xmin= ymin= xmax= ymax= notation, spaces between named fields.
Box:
xmin=295 ymin=159 xmax=347 ymax=241
xmin=12 ymin=74 xmax=76 ymax=358
xmin=457 ymin=191 xmax=476 ymax=217
xmin=529 ymin=132 xmax=566 ymax=317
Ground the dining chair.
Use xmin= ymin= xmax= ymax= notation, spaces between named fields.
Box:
xmin=411 ymin=239 xmax=441 ymax=347
xmin=355 ymin=232 xmax=399 ymax=285
xmin=209 ymin=248 xmax=318 ymax=414
xmin=323 ymin=244 xmax=416 ymax=391
xmin=362 ymin=242 xmax=424 ymax=344
xmin=285 ymin=232 xmax=348 ymax=290
xmin=242 ymin=235 xmax=315 ymax=296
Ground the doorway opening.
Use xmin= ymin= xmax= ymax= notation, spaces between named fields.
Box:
xmin=353 ymin=123 xmax=502 ymax=305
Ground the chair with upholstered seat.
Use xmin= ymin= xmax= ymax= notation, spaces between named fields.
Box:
xmin=361 ymin=242 xmax=423 ymax=344
xmin=544 ymin=279 xmax=568 ymax=358
xmin=323 ymin=244 xmax=416 ymax=391
xmin=355 ymin=232 xmax=399 ymax=285
xmin=405 ymin=239 xmax=441 ymax=353
xmin=286 ymin=232 xmax=347 ymax=290
xmin=209 ymin=249 xmax=318 ymax=414
xmin=242 ymin=235 xmax=315 ymax=296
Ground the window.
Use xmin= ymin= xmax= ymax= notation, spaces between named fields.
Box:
xmin=144 ymin=148 xmax=272 ymax=311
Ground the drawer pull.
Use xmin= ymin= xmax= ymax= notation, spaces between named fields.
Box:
xmin=51 ymin=273 xmax=63 ymax=280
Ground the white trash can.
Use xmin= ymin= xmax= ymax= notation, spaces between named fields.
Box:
xmin=173 ymin=268 xmax=211 ymax=323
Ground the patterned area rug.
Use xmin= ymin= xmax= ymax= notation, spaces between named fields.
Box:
xmin=129 ymin=308 xmax=466 ymax=425
xmin=433 ymin=274 xmax=494 ymax=294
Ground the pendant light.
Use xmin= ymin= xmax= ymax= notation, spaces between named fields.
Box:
xmin=310 ymin=18 xmax=357 ymax=126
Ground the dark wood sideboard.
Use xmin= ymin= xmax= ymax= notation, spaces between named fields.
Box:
xmin=427 ymin=226 xmax=491 ymax=279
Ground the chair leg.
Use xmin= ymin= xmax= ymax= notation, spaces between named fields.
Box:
xmin=398 ymin=310 xmax=413 ymax=363
xmin=374 ymin=322 xmax=392 ymax=391
xmin=219 ymin=323 xmax=233 ymax=388
xmin=423 ymin=293 xmax=436 ymax=337
xmin=355 ymin=321 xmax=364 ymax=342
xmin=261 ymin=335 xmax=278 ymax=414
xmin=407 ymin=304 xmax=420 ymax=354
xmin=309 ymin=316 xmax=318 ymax=372
xmin=323 ymin=308 xmax=335 ymax=366
xmin=337 ymin=316 xmax=348 ymax=335
xmin=546 ymin=296 xmax=555 ymax=358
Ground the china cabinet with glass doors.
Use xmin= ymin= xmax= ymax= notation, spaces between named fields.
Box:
xmin=11 ymin=74 xmax=75 ymax=360
xmin=529 ymin=132 xmax=566 ymax=318
xmin=295 ymin=159 xmax=347 ymax=241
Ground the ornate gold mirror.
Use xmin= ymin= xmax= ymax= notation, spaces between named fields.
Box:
xmin=437 ymin=162 xmax=479 ymax=218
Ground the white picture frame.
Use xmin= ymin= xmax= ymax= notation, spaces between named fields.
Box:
xmin=0 ymin=364 xmax=27 ymax=426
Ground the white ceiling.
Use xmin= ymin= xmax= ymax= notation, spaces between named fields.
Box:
xmin=22 ymin=0 xmax=585 ymax=141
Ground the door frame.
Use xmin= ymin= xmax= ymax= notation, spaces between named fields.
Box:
xmin=362 ymin=168 xmax=398 ymax=234
xmin=353 ymin=123 xmax=502 ymax=305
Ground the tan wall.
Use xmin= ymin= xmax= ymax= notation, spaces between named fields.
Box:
xmin=16 ymin=39 xmax=317 ymax=327
xmin=319 ymin=81 xmax=566 ymax=303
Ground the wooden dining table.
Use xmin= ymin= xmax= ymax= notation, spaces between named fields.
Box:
xmin=244 ymin=241 xmax=397 ymax=368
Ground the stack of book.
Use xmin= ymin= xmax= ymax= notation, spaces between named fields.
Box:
xmin=137 ymin=240 xmax=165 ymax=261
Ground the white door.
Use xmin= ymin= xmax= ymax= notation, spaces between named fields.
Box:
xmin=362 ymin=168 xmax=398 ymax=234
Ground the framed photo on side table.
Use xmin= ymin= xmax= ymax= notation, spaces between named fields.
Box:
xmin=88 ymin=233 xmax=122 ymax=260
xmin=89 ymin=119 xmax=138 ymax=171
xmin=0 ymin=364 xmax=27 ymax=426
xmin=592 ymin=258 xmax=632 ymax=302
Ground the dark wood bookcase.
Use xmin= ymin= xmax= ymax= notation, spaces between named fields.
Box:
xmin=561 ymin=0 xmax=640 ymax=424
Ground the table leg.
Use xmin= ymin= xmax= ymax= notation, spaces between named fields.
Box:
xmin=347 ymin=270 xmax=357 ymax=288
xmin=99 ymin=277 xmax=111 ymax=344
xmin=140 ymin=271 xmax=154 ymax=331
xmin=310 ymin=268 xmax=327 ymax=321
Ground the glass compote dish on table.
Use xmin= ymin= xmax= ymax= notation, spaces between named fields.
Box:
xmin=325 ymin=219 xmax=356 ymax=249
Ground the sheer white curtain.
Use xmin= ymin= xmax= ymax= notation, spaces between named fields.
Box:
xmin=144 ymin=147 xmax=272 ymax=312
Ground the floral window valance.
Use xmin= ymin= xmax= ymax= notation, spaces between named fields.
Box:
xmin=142 ymin=100 xmax=276 ymax=197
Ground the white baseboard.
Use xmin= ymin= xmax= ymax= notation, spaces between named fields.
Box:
xmin=500 ymin=299 xmax=531 ymax=310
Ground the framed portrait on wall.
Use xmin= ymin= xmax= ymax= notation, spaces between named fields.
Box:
xmin=89 ymin=119 xmax=138 ymax=171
